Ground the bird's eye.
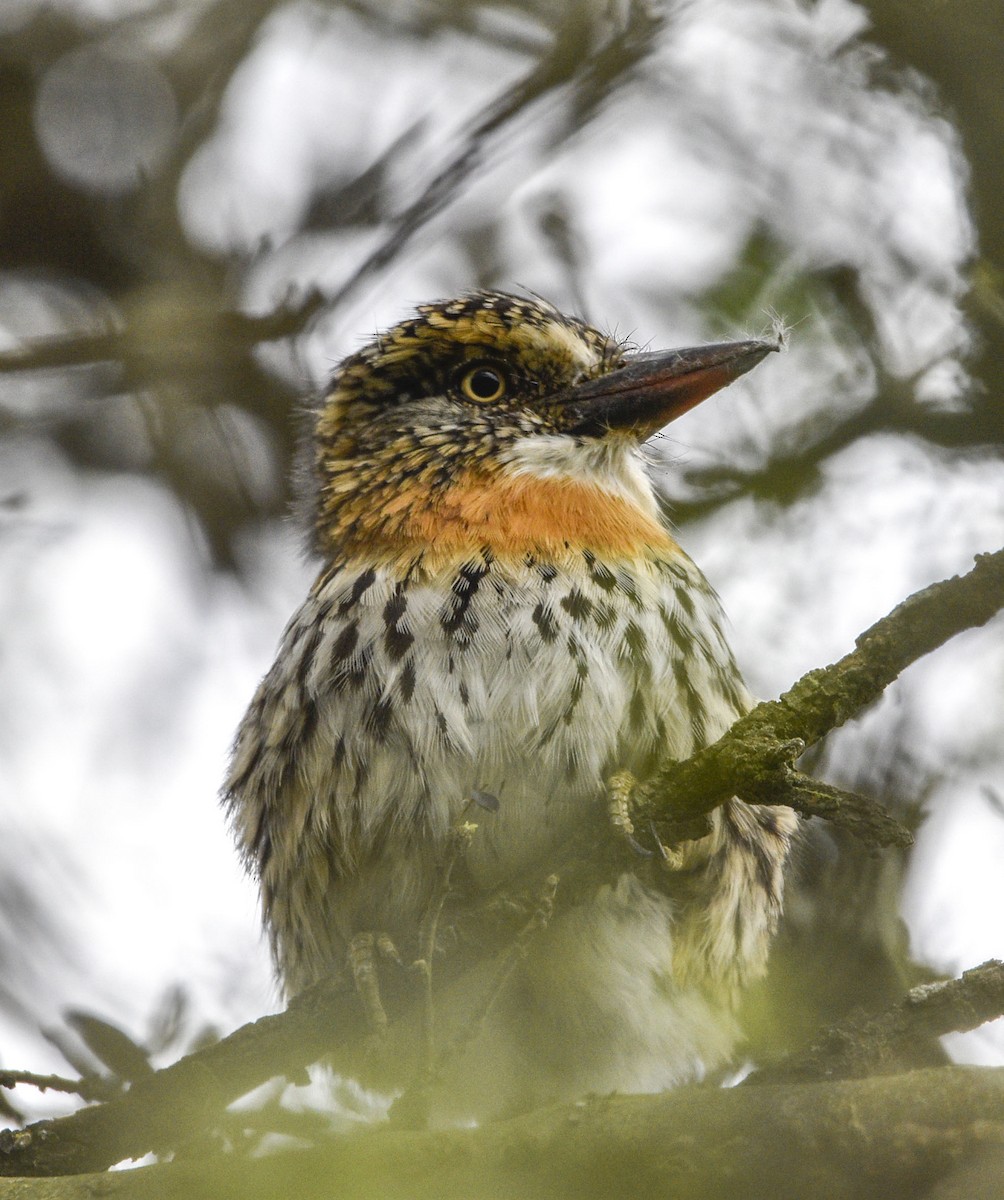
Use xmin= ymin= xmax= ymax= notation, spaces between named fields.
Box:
xmin=458 ymin=364 xmax=507 ymax=404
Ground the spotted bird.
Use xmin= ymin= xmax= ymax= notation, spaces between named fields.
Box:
xmin=224 ymin=291 xmax=796 ymax=1117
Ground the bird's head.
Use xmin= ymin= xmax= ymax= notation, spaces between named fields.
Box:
xmin=309 ymin=291 xmax=778 ymax=567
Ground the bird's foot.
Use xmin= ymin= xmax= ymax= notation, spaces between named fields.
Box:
xmin=606 ymin=768 xmax=686 ymax=870
xmin=347 ymin=931 xmax=402 ymax=1048
xmin=607 ymin=768 xmax=641 ymax=846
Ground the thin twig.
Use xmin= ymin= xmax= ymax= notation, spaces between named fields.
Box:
xmin=438 ymin=873 xmax=559 ymax=1071
xmin=0 ymin=1070 xmax=119 ymax=1105
xmin=389 ymin=810 xmax=480 ymax=1129
xmin=416 ymin=819 xmax=479 ymax=1074
xmin=774 ymin=770 xmax=914 ymax=847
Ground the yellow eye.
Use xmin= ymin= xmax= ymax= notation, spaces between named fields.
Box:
xmin=458 ymin=364 xmax=507 ymax=403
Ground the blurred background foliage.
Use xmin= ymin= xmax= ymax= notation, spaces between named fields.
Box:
xmin=1 ymin=0 xmax=1003 ymax=1131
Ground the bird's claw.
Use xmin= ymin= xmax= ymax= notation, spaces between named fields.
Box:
xmin=607 ymin=769 xmax=640 ymax=844
xmin=606 ymin=769 xmax=686 ymax=870
xmin=348 ymin=930 xmax=401 ymax=1045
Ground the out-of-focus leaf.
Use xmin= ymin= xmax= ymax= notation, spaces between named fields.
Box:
xmin=145 ymin=984 xmax=190 ymax=1057
xmin=64 ymin=1011 xmax=153 ymax=1084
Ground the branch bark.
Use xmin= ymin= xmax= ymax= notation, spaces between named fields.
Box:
xmin=748 ymin=959 xmax=1004 ymax=1086
xmin=635 ymin=547 xmax=1004 ymax=844
xmin=2 ymin=1067 xmax=1003 ymax=1200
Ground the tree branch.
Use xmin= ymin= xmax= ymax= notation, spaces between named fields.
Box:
xmin=3 ymin=550 xmax=1003 ymax=1177
xmin=0 ymin=1071 xmax=117 ymax=1106
xmin=748 ymin=959 xmax=1004 ymax=1086
xmin=2 ymin=1067 xmax=1003 ymax=1199
xmin=635 ymin=547 xmax=1004 ymax=843
xmin=0 ymin=293 xmax=327 ymax=375
xmin=323 ymin=2 xmax=661 ymax=315
xmin=0 ymin=978 xmax=365 ymax=1176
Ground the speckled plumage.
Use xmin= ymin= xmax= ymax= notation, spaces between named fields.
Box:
xmin=224 ymin=291 xmax=795 ymax=1116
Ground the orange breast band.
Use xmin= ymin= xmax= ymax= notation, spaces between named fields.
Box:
xmin=332 ymin=467 xmax=679 ymax=568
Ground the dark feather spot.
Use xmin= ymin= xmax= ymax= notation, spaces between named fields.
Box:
xmin=294 ymin=620 xmax=325 ymax=683
xmin=532 ymin=602 xmax=559 ymax=642
xmin=367 ymin=695 xmax=394 ymax=742
xmin=623 ymin=621 xmax=648 ymax=664
xmin=250 ymin=805 xmax=270 ymax=859
xmin=441 ymin=560 xmax=487 ymax=640
xmin=682 ymin=677 xmax=708 ymax=745
xmin=330 ymin=621 xmax=359 ymax=664
xmin=560 ymin=589 xmax=593 ymax=621
xmin=586 ymin=554 xmax=618 ymax=591
xmin=457 ymin=559 xmax=489 ymax=592
xmin=257 ymin=829 xmax=272 ymax=874
xmin=629 ymin=688 xmax=647 ymax=732
xmin=757 ymin=807 xmax=781 ymax=838
xmin=535 ymin=717 xmax=558 ymax=749
xmin=676 ymin=585 xmax=696 ymax=618
xmin=593 ymin=601 xmax=618 ymax=631
xmin=399 ymin=660 xmax=416 ymax=705
xmin=433 ymin=706 xmax=452 ymax=745
xmin=659 ymin=605 xmax=691 ymax=657
xmin=562 ymin=674 xmax=585 ymax=725
xmin=331 ymin=641 xmax=371 ymax=692
xmin=384 ymin=590 xmax=407 ymax=625
xmin=385 ymin=624 xmax=414 ymax=659
xmin=725 ymin=803 xmax=780 ymax=897
xmin=337 ymin=568 xmax=376 ymax=615
xmin=616 ymin=569 xmax=642 ymax=607
xmin=382 ymin=587 xmax=413 ymax=659
xmin=298 ymin=695 xmax=319 ymax=744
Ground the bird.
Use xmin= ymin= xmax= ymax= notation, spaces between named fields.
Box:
xmin=223 ymin=290 xmax=797 ymax=1119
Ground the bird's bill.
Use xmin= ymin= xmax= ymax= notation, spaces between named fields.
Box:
xmin=562 ymin=338 xmax=780 ymax=437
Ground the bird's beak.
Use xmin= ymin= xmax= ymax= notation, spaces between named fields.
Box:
xmin=562 ymin=337 xmax=780 ymax=438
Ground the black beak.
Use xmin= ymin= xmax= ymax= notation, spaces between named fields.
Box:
xmin=562 ymin=337 xmax=780 ymax=438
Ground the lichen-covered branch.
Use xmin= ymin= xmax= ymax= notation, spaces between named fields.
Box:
xmin=772 ymin=770 xmax=914 ymax=846
xmin=635 ymin=547 xmax=1004 ymax=843
xmin=749 ymin=959 xmax=1004 ymax=1086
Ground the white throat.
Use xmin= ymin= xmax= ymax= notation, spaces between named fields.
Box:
xmin=501 ymin=435 xmax=661 ymax=518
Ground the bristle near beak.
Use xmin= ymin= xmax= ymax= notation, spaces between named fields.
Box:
xmin=562 ymin=337 xmax=780 ymax=437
